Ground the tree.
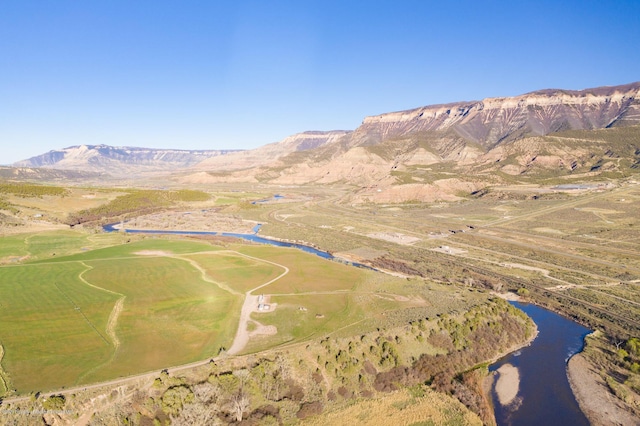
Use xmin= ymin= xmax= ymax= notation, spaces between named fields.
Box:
xmin=626 ymin=337 xmax=640 ymax=358
xmin=275 ymin=353 xmax=291 ymax=380
xmin=161 ymin=385 xmax=194 ymax=416
xmin=226 ymin=391 xmax=250 ymax=422
xmin=233 ymin=369 xmax=250 ymax=391
xmin=171 ymin=403 xmax=221 ymax=426
xmin=192 ymin=382 xmax=220 ymax=405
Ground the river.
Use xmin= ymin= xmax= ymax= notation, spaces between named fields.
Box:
xmin=489 ymin=302 xmax=591 ymax=425
xmin=104 ymin=224 xmax=591 ymax=423
xmin=103 ymin=223 xmax=337 ymax=261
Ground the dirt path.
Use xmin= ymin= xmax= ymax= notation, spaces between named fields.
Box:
xmin=0 ymin=344 xmax=9 ymax=395
xmin=227 ymin=253 xmax=289 ymax=356
xmin=172 ymin=252 xmax=242 ymax=296
xmin=105 ymin=297 xmax=125 ymax=351
xmin=138 ymin=249 xmax=291 ymax=356
xmin=78 ymin=262 xmax=126 ymax=350
xmin=73 ymin=263 xmax=127 ymax=385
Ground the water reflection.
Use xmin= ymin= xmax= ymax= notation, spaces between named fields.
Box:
xmin=489 ymin=302 xmax=591 ymax=426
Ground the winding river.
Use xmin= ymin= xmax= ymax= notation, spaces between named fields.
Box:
xmin=103 ymin=222 xmax=333 ymax=259
xmin=104 ymin=224 xmax=592 ymax=424
xmin=489 ymin=302 xmax=591 ymax=425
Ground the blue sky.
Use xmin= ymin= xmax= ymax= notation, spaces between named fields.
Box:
xmin=1 ymin=1 xmax=639 ymax=164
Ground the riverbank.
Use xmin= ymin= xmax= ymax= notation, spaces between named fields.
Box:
xmin=567 ymin=350 xmax=640 ymax=425
xmin=495 ymin=297 xmax=638 ymax=423
xmin=481 ymin=308 xmax=539 ymax=424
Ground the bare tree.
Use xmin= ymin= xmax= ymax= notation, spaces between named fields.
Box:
xmin=193 ymin=382 xmax=220 ymax=405
xmin=226 ymin=392 xmax=250 ymax=422
xmin=275 ymin=354 xmax=291 ymax=381
xmin=171 ymin=402 xmax=221 ymax=426
xmin=233 ymin=369 xmax=250 ymax=391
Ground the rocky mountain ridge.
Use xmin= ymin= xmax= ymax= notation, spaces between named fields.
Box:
xmin=14 ymin=144 xmax=241 ymax=175
xmin=14 ymin=82 xmax=640 ymax=202
xmin=185 ymin=82 xmax=640 ymax=202
xmin=349 ymin=81 xmax=640 ymax=149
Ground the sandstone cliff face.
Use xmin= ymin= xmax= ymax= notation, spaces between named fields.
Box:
xmin=15 ymin=83 xmax=640 ymax=202
xmin=212 ymin=82 xmax=640 ymax=202
xmin=351 ymin=82 xmax=640 ymax=149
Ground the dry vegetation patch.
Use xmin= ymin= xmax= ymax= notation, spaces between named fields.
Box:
xmin=304 ymin=387 xmax=482 ymax=426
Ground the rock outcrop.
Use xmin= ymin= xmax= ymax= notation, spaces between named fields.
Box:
xmin=351 ymin=82 xmax=640 ymax=149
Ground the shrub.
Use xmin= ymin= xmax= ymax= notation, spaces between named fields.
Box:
xmin=42 ymin=394 xmax=66 ymax=410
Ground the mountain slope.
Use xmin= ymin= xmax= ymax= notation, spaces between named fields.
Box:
xmin=0 ymin=166 xmax=102 ymax=181
xmin=188 ymin=82 xmax=640 ymax=201
xmin=14 ymin=145 xmax=241 ymax=175
xmin=350 ymin=82 xmax=640 ymax=149
xmin=192 ymin=130 xmax=351 ymax=172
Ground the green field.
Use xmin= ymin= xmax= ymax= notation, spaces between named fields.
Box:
xmin=185 ymin=251 xmax=284 ymax=293
xmin=1 ymin=231 xmax=455 ymax=395
xmin=0 ymin=236 xmax=246 ymax=393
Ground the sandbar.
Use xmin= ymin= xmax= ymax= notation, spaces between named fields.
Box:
xmin=495 ymin=363 xmax=520 ymax=405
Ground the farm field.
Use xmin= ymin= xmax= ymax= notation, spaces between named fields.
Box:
xmin=0 ymin=236 xmax=244 ymax=393
xmin=0 ymin=229 xmax=481 ymax=396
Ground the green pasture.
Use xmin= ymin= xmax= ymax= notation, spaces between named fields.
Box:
xmin=247 ymin=293 xmax=362 ymax=352
xmin=0 ymin=235 xmax=30 ymax=260
xmin=80 ymin=256 xmax=241 ymax=383
xmin=0 ymin=262 xmax=118 ymax=392
xmin=0 ymin=230 xmax=126 ymax=263
xmin=0 ymin=235 xmax=244 ymax=393
xmin=35 ymin=237 xmax=219 ymax=264
xmin=184 ymin=252 xmax=284 ymax=293
xmin=236 ymin=245 xmax=364 ymax=294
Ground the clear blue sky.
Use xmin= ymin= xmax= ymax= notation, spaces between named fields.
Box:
xmin=1 ymin=0 xmax=639 ymax=164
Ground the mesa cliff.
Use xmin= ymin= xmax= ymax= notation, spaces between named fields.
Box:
xmin=15 ymin=82 xmax=640 ymax=202
xmin=184 ymin=82 xmax=640 ymax=202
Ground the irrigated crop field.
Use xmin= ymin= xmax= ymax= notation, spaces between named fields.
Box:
xmin=0 ymin=229 xmax=480 ymax=396
xmin=0 ymin=237 xmax=243 ymax=393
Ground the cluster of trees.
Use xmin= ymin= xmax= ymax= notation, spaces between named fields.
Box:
xmin=65 ymin=189 xmax=210 ymax=226
xmin=1 ymin=298 xmax=532 ymax=425
xmin=0 ymin=182 xmax=68 ymax=198
xmin=0 ymin=198 xmax=18 ymax=214
xmin=85 ymin=298 xmax=532 ymax=425
xmin=370 ymin=256 xmax=424 ymax=277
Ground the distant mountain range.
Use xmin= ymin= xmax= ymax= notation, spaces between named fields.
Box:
xmin=14 ymin=145 xmax=241 ymax=175
xmin=13 ymin=82 xmax=640 ymax=201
